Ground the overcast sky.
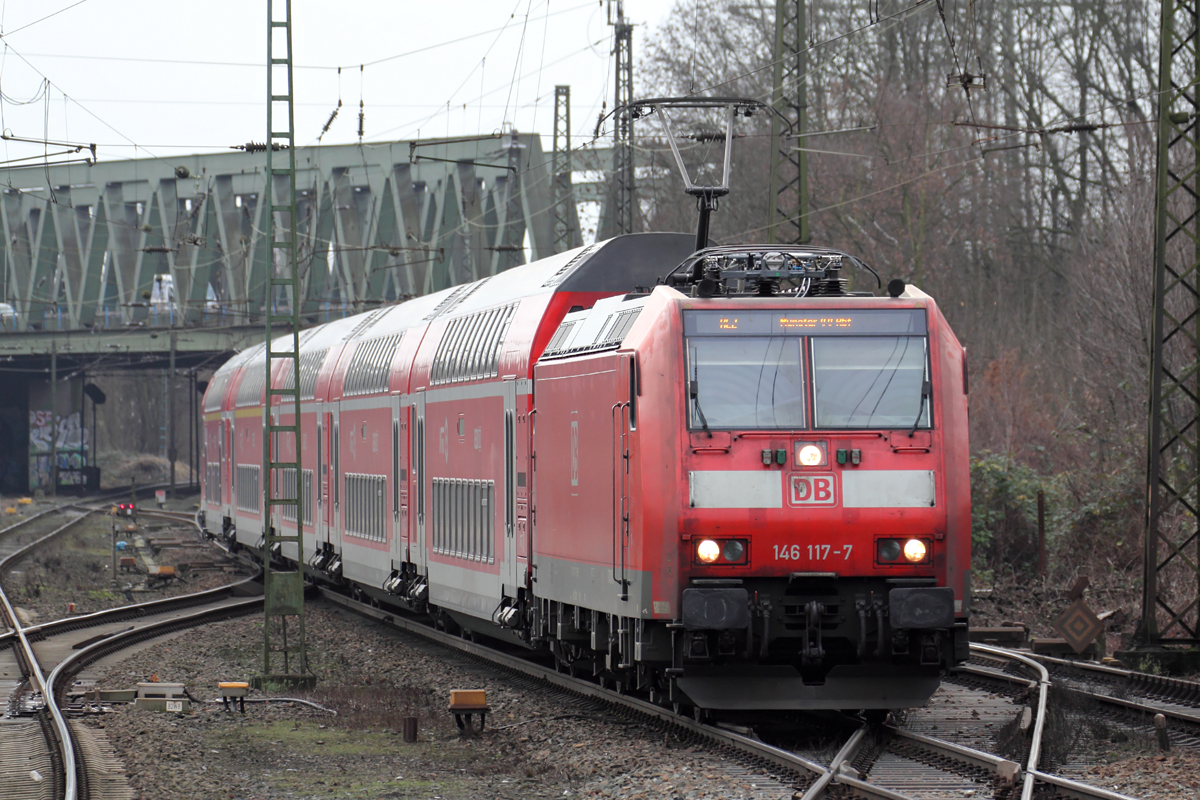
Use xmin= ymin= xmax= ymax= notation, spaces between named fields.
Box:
xmin=0 ymin=0 xmax=678 ymax=169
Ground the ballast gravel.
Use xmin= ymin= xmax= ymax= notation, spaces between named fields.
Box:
xmin=8 ymin=505 xmax=248 ymax=624
xmin=81 ymin=602 xmax=802 ymax=800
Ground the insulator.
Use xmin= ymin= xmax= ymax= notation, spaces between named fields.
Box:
xmin=321 ymin=101 xmax=342 ymax=137
xmin=809 ymin=277 xmax=848 ymax=297
xmin=235 ymin=142 xmax=288 ymax=153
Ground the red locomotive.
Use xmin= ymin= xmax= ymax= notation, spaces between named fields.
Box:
xmin=201 ymin=231 xmax=971 ymax=712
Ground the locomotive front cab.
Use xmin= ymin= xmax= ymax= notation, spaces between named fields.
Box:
xmin=670 ymin=293 xmax=970 ymax=710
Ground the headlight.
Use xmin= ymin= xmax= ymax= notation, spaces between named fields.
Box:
xmin=723 ymin=540 xmax=745 ymax=562
xmin=877 ymin=537 xmax=930 ymax=564
xmin=696 ymin=539 xmax=721 ymax=563
xmin=903 ymin=538 xmax=927 ymax=562
xmin=796 ymin=442 xmax=826 ymax=466
xmin=877 ymin=539 xmax=902 ymax=562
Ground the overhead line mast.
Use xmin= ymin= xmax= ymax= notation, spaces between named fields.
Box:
xmin=601 ymin=0 xmax=636 ymax=239
xmin=551 ymin=85 xmax=577 ymax=254
xmin=768 ymin=0 xmax=810 ymax=245
xmin=261 ymin=0 xmax=308 ymax=684
xmin=1140 ymin=0 xmax=1200 ymax=656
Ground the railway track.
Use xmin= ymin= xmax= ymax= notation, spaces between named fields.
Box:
xmin=3 ymin=492 xmax=1185 ymax=800
xmin=959 ymin=646 xmax=1200 ymax=787
xmin=0 ymin=500 xmax=102 ymax=800
xmin=1033 ymin=652 xmax=1200 ymax=734
xmin=317 ymin=588 xmax=1148 ymax=800
xmin=135 ymin=508 xmax=200 ymax=526
xmin=0 ymin=488 xmax=258 ymax=800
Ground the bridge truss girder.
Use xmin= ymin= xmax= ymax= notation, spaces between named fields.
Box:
xmin=0 ymin=136 xmax=559 ymax=332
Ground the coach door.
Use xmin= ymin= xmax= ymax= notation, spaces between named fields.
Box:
xmin=391 ymin=393 xmax=408 ymax=564
xmin=411 ymin=392 xmax=427 ymax=574
xmin=317 ymin=404 xmax=340 ymax=548
xmin=502 ymin=380 xmax=520 ymax=595
xmin=611 ymin=354 xmax=635 ymax=602
xmin=315 ymin=408 xmax=325 ymax=546
xmin=330 ymin=406 xmax=341 ymax=547
xmin=222 ymin=416 xmax=234 ymax=522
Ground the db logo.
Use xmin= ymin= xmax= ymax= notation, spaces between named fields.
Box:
xmin=790 ymin=474 xmax=837 ymax=506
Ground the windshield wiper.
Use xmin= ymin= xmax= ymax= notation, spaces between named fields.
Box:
xmin=908 ymin=379 xmax=931 ymax=437
xmin=690 ymin=369 xmax=712 ymax=437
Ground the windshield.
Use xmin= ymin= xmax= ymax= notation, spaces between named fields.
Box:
xmin=688 ymin=337 xmax=805 ymax=429
xmin=682 ymin=308 xmax=929 ymax=431
xmin=811 ymin=337 xmax=929 ymax=428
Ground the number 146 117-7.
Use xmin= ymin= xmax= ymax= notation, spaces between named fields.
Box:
xmin=773 ymin=544 xmax=852 ymax=561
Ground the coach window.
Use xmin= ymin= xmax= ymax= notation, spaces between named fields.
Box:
xmin=811 ymin=337 xmax=929 ymax=429
xmin=686 ymin=337 xmax=805 ymax=429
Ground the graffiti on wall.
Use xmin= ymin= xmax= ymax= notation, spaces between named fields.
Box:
xmin=29 ymin=411 xmax=88 ymax=490
xmin=29 ymin=410 xmax=52 ymax=453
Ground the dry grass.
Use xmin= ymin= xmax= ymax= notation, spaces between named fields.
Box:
xmin=305 ymin=684 xmax=451 ymax=733
xmin=97 ymin=451 xmax=193 ymax=489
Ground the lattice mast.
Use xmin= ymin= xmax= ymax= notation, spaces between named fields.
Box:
xmin=768 ymin=0 xmax=810 ymax=244
xmin=607 ymin=1 xmax=636 ymax=237
xmin=551 ymin=86 xmax=576 ymax=253
xmin=262 ymin=0 xmax=307 ymax=680
xmin=1141 ymin=0 xmax=1200 ymax=648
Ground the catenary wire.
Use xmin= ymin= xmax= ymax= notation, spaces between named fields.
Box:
xmin=0 ymin=0 xmax=90 ymax=38
xmin=13 ymin=1 xmax=592 ymax=72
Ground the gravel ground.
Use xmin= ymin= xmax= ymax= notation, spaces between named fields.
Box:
xmin=6 ymin=491 xmax=1191 ymax=797
xmin=967 ymin=573 xmax=1200 ymax=797
xmin=81 ymin=602 xmax=803 ymax=800
xmin=4 ymin=501 xmax=247 ymax=625
xmin=1083 ymin=753 xmax=1200 ymax=798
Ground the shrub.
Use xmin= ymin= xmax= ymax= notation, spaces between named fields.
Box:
xmin=970 ymin=450 xmax=1143 ymax=578
xmin=969 ymin=451 xmax=1059 ymax=573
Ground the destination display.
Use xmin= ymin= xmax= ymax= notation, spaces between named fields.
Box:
xmin=684 ymin=308 xmax=927 ymax=336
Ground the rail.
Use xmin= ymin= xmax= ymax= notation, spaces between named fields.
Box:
xmin=0 ymin=505 xmax=103 ymax=800
xmin=45 ymin=594 xmax=263 ymax=705
xmin=0 ymin=482 xmax=225 ymax=800
xmin=317 ymin=587 xmax=838 ymax=793
xmin=8 ymin=493 xmax=1148 ymax=800
xmin=318 ymin=587 xmax=1143 ymax=800
xmin=969 ymin=643 xmax=1049 ymax=800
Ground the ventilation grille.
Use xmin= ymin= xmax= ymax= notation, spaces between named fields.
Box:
xmin=347 ymin=308 xmax=388 ymax=338
xmin=344 ymin=473 xmax=387 ymax=542
xmin=541 ymin=307 xmax=643 ymax=359
xmin=541 ymin=244 xmax=596 ymax=288
xmin=424 ymin=279 xmax=486 ymax=321
xmin=273 ymin=361 xmax=296 ymax=393
xmin=344 ymin=334 xmax=403 ymax=396
xmin=235 ymin=362 xmax=268 ymax=407
xmin=233 ymin=344 xmax=268 ymax=407
xmin=430 ymin=303 xmax=517 ymax=385
xmin=208 ymin=344 xmax=263 ymax=411
xmin=204 ymin=371 xmax=231 ymax=412
xmin=600 ymin=308 xmax=642 ymax=346
xmin=205 ymin=463 xmax=221 ymax=505
xmin=544 ymin=320 xmax=576 ymax=353
xmin=236 ymin=465 xmax=260 ymax=512
xmin=279 ymin=468 xmax=314 ymax=525
xmin=432 ymin=478 xmax=495 ymax=563
xmin=298 ymin=349 xmax=328 ymax=400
